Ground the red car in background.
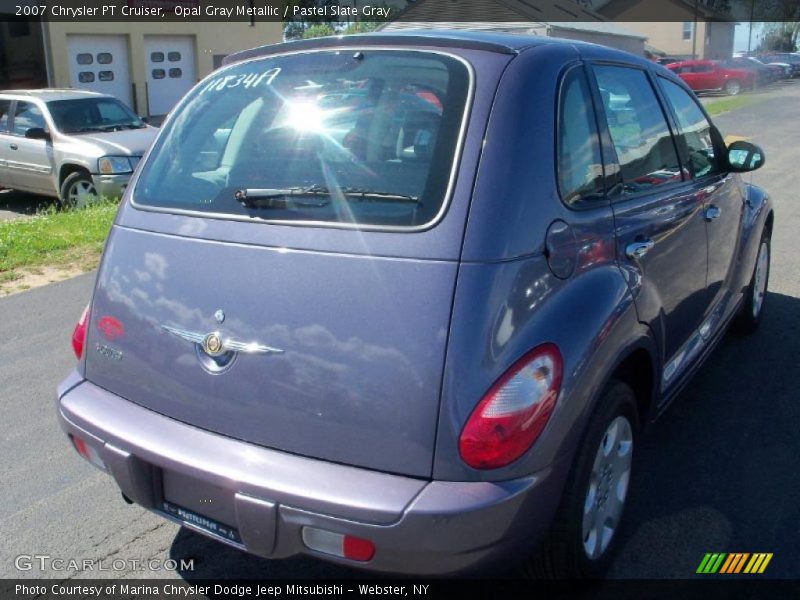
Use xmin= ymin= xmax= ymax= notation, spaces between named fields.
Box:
xmin=667 ymin=59 xmax=755 ymax=95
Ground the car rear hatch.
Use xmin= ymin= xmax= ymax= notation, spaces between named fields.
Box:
xmin=83 ymin=46 xmax=509 ymax=478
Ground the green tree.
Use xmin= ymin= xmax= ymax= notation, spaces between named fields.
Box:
xmin=343 ymin=21 xmax=383 ymax=34
xmin=302 ymin=23 xmax=337 ymax=39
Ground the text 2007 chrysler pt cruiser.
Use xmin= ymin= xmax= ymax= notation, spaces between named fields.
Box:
xmin=58 ymin=31 xmax=772 ymax=577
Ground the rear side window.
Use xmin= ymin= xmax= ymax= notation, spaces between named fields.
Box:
xmin=557 ymin=67 xmax=604 ymax=207
xmin=659 ymin=79 xmax=719 ymax=179
xmin=594 ymin=65 xmax=682 ymax=195
xmin=134 ymin=50 xmax=471 ymax=229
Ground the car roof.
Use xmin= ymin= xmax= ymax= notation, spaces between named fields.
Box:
xmin=223 ymin=29 xmax=645 ymax=66
xmin=0 ymin=88 xmax=110 ymax=101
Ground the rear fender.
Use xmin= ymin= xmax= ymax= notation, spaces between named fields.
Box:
xmin=732 ymin=182 xmax=772 ymax=294
xmin=433 ymin=253 xmax=652 ymax=482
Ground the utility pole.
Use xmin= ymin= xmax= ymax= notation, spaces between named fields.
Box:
xmin=692 ymin=0 xmax=699 ymax=59
xmin=747 ymin=0 xmax=755 ymax=54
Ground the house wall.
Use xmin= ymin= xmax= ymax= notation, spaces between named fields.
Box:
xmin=596 ymin=0 xmax=735 ymax=60
xmin=43 ymin=21 xmax=282 ymax=116
xmin=615 ymin=21 xmax=733 ymax=60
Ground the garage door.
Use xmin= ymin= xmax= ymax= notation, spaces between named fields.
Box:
xmin=144 ymin=36 xmax=196 ymax=117
xmin=67 ymin=35 xmax=132 ymax=107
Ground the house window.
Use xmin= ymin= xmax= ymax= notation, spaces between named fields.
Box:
xmin=683 ymin=22 xmax=694 ymax=40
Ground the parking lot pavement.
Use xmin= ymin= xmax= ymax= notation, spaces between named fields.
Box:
xmin=1 ymin=82 xmax=799 ymax=581
xmin=0 ymin=189 xmax=55 ymax=221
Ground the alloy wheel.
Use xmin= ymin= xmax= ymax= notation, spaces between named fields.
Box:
xmin=582 ymin=415 xmax=634 ymax=560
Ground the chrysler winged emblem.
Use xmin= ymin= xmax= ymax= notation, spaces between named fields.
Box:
xmin=161 ymin=325 xmax=284 ymax=356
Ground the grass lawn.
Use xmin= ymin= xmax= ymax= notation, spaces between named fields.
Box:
xmin=0 ymin=202 xmax=117 ymax=294
xmin=702 ymin=94 xmax=762 ymax=117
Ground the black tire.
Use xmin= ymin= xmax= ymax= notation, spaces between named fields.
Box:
xmin=732 ymin=229 xmax=771 ymax=335
xmin=723 ymin=79 xmax=742 ymax=96
xmin=523 ymin=380 xmax=639 ymax=579
xmin=59 ymin=171 xmax=97 ymax=208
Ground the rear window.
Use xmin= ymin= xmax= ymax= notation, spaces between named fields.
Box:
xmin=133 ymin=50 xmax=471 ymax=229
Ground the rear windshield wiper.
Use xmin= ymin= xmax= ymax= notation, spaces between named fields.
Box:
xmin=338 ymin=187 xmax=421 ymax=204
xmin=234 ymin=185 xmax=420 ymax=209
xmin=234 ymin=186 xmax=331 ymax=208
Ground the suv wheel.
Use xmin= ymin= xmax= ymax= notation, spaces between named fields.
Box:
xmin=60 ymin=172 xmax=97 ymax=209
xmin=733 ymin=228 xmax=771 ymax=334
xmin=523 ymin=380 xmax=638 ymax=578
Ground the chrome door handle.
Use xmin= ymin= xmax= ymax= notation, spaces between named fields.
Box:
xmin=704 ymin=205 xmax=722 ymax=221
xmin=625 ymin=240 xmax=655 ymax=260
xmin=9 ymin=143 xmax=17 ymax=150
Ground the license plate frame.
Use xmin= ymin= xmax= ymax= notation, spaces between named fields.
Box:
xmin=161 ymin=500 xmax=242 ymax=544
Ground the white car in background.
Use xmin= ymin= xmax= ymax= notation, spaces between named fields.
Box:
xmin=0 ymin=89 xmax=157 ymax=207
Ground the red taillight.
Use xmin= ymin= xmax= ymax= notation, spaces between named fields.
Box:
xmin=459 ymin=343 xmax=563 ymax=470
xmin=343 ymin=535 xmax=376 ymax=561
xmin=72 ymin=304 xmax=90 ymax=360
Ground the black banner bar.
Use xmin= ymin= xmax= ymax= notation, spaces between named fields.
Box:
xmin=3 ymin=579 xmax=800 ymax=600
xmin=2 ymin=0 xmax=800 ymax=23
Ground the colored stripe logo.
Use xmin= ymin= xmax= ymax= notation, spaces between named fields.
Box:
xmin=697 ymin=553 xmax=773 ymax=574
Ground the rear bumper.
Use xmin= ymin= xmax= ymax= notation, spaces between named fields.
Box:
xmin=57 ymin=372 xmax=566 ymax=575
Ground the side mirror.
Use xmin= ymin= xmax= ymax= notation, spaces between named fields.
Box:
xmin=25 ymin=127 xmax=50 ymax=141
xmin=727 ymin=140 xmax=765 ymax=172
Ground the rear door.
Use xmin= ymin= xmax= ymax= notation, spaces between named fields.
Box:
xmin=590 ymin=64 xmax=710 ymax=388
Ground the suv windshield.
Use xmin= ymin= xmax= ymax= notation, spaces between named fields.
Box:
xmin=133 ymin=50 xmax=470 ymax=228
xmin=48 ymin=97 xmax=146 ymax=133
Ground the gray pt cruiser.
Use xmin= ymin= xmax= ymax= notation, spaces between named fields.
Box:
xmin=57 ymin=31 xmax=772 ymax=577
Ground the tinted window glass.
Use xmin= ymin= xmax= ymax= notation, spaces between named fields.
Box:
xmin=134 ymin=51 xmax=470 ymax=229
xmin=151 ymin=52 xmax=164 ymax=63
xmin=660 ymin=79 xmax=719 ymax=178
xmin=48 ymin=97 xmax=144 ymax=133
xmin=97 ymin=52 xmax=113 ymax=65
xmin=594 ymin=65 xmax=682 ymax=195
xmin=99 ymin=71 xmax=114 ymax=82
xmin=557 ymin=68 xmax=604 ymax=207
xmin=168 ymin=68 xmax=182 ymax=78
xmin=12 ymin=102 xmax=46 ymax=135
xmin=79 ymin=72 xmax=95 ymax=83
xmin=0 ymin=100 xmax=11 ymax=131
xmin=168 ymin=51 xmax=181 ymax=62
xmin=76 ymin=53 xmax=93 ymax=65
xmin=152 ymin=69 xmax=165 ymax=80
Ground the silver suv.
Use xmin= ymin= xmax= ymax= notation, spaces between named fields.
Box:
xmin=0 ymin=89 xmax=157 ymax=206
